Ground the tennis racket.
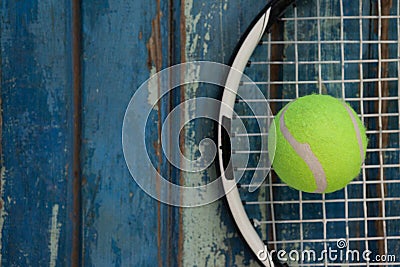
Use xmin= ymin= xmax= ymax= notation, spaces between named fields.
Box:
xmin=218 ymin=0 xmax=400 ymax=266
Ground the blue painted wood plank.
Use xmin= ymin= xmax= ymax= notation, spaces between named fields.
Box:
xmin=178 ymin=1 xmax=271 ymax=266
xmin=1 ymin=0 xmax=75 ymax=266
xmin=81 ymin=0 xmax=266 ymax=264
xmin=81 ymin=0 xmax=181 ymax=266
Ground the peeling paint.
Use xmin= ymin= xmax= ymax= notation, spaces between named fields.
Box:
xmin=0 ymin=167 xmax=7 ymax=263
xmin=147 ymin=66 xmax=159 ymax=110
xmin=223 ymin=1 xmax=228 ymax=11
xmin=49 ymin=204 xmax=61 ymax=267
xmin=181 ymin=1 xmax=233 ymax=266
xmin=146 ymin=2 xmax=163 ymax=71
xmin=183 ymin=0 xmax=213 ymax=58
xmin=145 ymin=1 xmax=164 ymax=266
xmin=182 ymin=201 xmax=229 ymax=266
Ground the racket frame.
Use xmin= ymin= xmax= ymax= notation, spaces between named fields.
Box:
xmin=218 ymin=1 xmax=295 ymax=266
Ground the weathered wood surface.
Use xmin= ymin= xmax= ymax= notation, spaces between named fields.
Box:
xmin=1 ymin=1 xmax=76 ymax=265
xmin=80 ymin=0 xmax=267 ymax=266
xmin=80 ymin=0 xmax=176 ymax=265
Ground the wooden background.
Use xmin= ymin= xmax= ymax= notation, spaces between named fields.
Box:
xmin=1 ymin=0 xmax=399 ymax=266
xmin=1 ymin=0 xmax=264 ymax=265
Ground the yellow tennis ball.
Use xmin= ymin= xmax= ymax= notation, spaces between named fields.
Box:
xmin=268 ymin=94 xmax=368 ymax=193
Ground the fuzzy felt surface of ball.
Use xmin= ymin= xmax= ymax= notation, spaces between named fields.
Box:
xmin=268 ymin=94 xmax=368 ymax=193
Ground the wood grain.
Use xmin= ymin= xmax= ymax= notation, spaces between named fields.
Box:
xmin=1 ymin=1 xmax=75 ymax=265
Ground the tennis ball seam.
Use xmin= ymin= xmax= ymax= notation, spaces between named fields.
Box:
xmin=279 ymin=105 xmax=327 ymax=193
xmin=342 ymin=103 xmax=366 ymax=163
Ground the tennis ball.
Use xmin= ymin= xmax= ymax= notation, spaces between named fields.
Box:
xmin=268 ymin=94 xmax=367 ymax=193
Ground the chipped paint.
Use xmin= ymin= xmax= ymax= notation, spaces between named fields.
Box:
xmin=183 ymin=0 xmax=215 ymax=58
xmin=146 ymin=1 xmax=164 ymax=266
xmin=182 ymin=201 xmax=229 ymax=266
xmin=147 ymin=66 xmax=159 ymax=110
xmin=0 ymin=167 xmax=7 ymax=264
xmin=184 ymin=0 xmax=201 ymax=58
xmin=180 ymin=1 xmax=234 ymax=266
xmin=223 ymin=1 xmax=228 ymax=11
xmin=146 ymin=2 xmax=163 ymax=71
xmin=49 ymin=204 xmax=61 ymax=267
